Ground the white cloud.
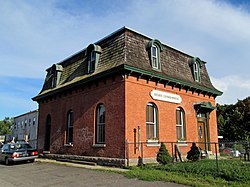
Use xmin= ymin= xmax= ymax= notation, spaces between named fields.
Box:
xmin=211 ymin=75 xmax=250 ymax=104
xmin=1 ymin=0 xmax=250 ymax=77
xmin=0 ymin=0 xmax=250 ymax=109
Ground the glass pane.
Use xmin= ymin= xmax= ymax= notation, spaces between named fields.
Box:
xmin=68 ymin=111 xmax=73 ymax=127
xmin=152 ymin=46 xmax=157 ymax=57
xmin=152 ymin=58 xmax=157 ymax=68
xmin=91 ymin=51 xmax=96 ymax=61
xmin=194 ymin=62 xmax=198 ymax=71
xmin=68 ymin=127 xmax=73 ymax=143
xmin=146 ymin=105 xmax=154 ymax=122
xmin=96 ymin=105 xmax=105 ymax=143
xmin=146 ymin=124 xmax=154 ymax=139
xmin=90 ymin=61 xmax=95 ymax=71
xmin=97 ymin=124 xmax=105 ymax=143
xmin=176 ymin=109 xmax=181 ymax=125
xmin=99 ymin=105 xmax=105 ymax=123
xmin=176 ymin=126 xmax=182 ymax=139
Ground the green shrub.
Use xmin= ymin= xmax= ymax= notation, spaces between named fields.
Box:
xmin=156 ymin=142 xmax=172 ymax=164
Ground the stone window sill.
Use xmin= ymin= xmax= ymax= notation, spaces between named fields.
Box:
xmin=64 ymin=143 xmax=73 ymax=147
xmin=92 ymin=144 xmax=106 ymax=148
xmin=177 ymin=141 xmax=188 ymax=146
xmin=146 ymin=139 xmax=160 ymax=147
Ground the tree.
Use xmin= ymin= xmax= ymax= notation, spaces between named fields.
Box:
xmin=0 ymin=117 xmax=13 ymax=135
xmin=217 ymin=97 xmax=250 ymax=141
xmin=156 ymin=142 xmax=172 ymax=164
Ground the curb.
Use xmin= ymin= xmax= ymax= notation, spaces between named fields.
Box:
xmin=35 ymin=158 xmax=128 ymax=173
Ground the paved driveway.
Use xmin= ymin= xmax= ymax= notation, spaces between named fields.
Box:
xmin=0 ymin=161 xmax=187 ymax=187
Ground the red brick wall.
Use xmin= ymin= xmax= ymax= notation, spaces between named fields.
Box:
xmin=37 ymin=73 xmax=218 ymax=161
xmin=38 ymin=75 xmax=126 ymax=158
xmin=125 ymin=75 xmax=218 ymax=159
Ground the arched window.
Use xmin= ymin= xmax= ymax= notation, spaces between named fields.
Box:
xmin=176 ymin=107 xmax=186 ymax=140
xmin=96 ymin=104 xmax=105 ymax=144
xmin=147 ymin=39 xmax=163 ymax=71
xmin=193 ymin=61 xmax=200 ymax=82
xmin=151 ymin=45 xmax=159 ymax=69
xmin=190 ymin=57 xmax=202 ymax=82
xmin=66 ymin=110 xmax=74 ymax=144
xmin=87 ymin=44 xmax=102 ymax=74
xmin=44 ymin=114 xmax=51 ymax=151
xmin=146 ymin=103 xmax=158 ymax=139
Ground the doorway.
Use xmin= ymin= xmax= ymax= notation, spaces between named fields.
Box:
xmin=44 ymin=115 xmax=51 ymax=151
xmin=197 ymin=121 xmax=208 ymax=150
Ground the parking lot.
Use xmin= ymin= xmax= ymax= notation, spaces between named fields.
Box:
xmin=0 ymin=160 xmax=186 ymax=187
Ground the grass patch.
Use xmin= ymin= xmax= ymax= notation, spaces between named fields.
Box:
xmin=124 ymin=160 xmax=250 ymax=187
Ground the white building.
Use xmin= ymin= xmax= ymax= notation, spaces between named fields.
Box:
xmin=13 ymin=110 xmax=38 ymax=148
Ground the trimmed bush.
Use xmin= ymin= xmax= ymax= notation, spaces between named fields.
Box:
xmin=157 ymin=142 xmax=172 ymax=164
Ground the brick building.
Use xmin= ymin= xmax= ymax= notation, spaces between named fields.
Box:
xmin=33 ymin=27 xmax=222 ymax=165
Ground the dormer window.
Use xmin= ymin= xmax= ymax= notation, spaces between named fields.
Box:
xmin=47 ymin=64 xmax=63 ymax=88
xmin=147 ymin=39 xmax=163 ymax=71
xmin=190 ymin=57 xmax=202 ymax=82
xmin=87 ymin=44 xmax=102 ymax=74
xmin=193 ymin=61 xmax=199 ymax=81
xmin=151 ymin=45 xmax=158 ymax=69
xmin=89 ymin=51 xmax=96 ymax=73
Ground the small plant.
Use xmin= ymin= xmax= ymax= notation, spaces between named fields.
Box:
xmin=156 ymin=142 xmax=172 ymax=164
xmin=186 ymin=142 xmax=200 ymax=161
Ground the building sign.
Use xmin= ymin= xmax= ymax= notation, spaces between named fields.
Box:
xmin=150 ymin=90 xmax=182 ymax=104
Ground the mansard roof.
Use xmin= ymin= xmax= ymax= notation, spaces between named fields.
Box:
xmin=33 ymin=27 xmax=222 ymax=101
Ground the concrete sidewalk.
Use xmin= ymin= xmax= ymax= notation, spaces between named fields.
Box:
xmin=35 ymin=158 xmax=128 ymax=173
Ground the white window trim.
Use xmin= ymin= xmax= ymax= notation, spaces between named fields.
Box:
xmin=176 ymin=108 xmax=185 ymax=140
xmin=151 ymin=45 xmax=159 ymax=69
xmin=146 ymin=103 xmax=158 ymax=140
xmin=193 ymin=61 xmax=200 ymax=82
xmin=66 ymin=111 xmax=73 ymax=144
xmin=96 ymin=104 xmax=105 ymax=144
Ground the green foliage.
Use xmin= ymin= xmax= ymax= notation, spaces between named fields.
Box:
xmin=217 ymin=96 xmax=250 ymax=141
xmin=156 ymin=142 xmax=172 ymax=164
xmin=125 ymin=160 xmax=250 ymax=187
xmin=0 ymin=117 xmax=13 ymax=135
xmin=186 ymin=143 xmax=200 ymax=161
xmin=157 ymin=160 xmax=250 ymax=182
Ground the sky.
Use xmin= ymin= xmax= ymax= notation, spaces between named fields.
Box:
xmin=0 ymin=0 xmax=250 ymax=120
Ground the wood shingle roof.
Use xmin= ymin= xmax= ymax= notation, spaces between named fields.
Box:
xmin=33 ymin=27 xmax=222 ymax=101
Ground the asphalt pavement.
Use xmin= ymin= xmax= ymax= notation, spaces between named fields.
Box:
xmin=0 ymin=158 xmax=188 ymax=187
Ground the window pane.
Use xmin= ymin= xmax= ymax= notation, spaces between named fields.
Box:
xmin=99 ymin=106 xmax=105 ymax=123
xmin=194 ymin=62 xmax=198 ymax=71
xmin=152 ymin=46 xmax=157 ymax=57
xmin=91 ymin=51 xmax=96 ymax=61
xmin=146 ymin=103 xmax=158 ymax=139
xmin=146 ymin=124 xmax=154 ymax=139
xmin=176 ymin=109 xmax=181 ymax=125
xmin=68 ymin=112 xmax=73 ymax=127
xmin=68 ymin=127 xmax=73 ymax=143
xmin=152 ymin=58 xmax=158 ymax=68
xmin=146 ymin=105 xmax=154 ymax=122
xmin=176 ymin=108 xmax=186 ymax=140
xmin=66 ymin=110 xmax=73 ymax=144
xmin=96 ymin=104 xmax=105 ymax=144
xmin=88 ymin=51 xmax=96 ymax=72
xmin=97 ymin=123 xmax=105 ymax=143
xmin=176 ymin=126 xmax=182 ymax=139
